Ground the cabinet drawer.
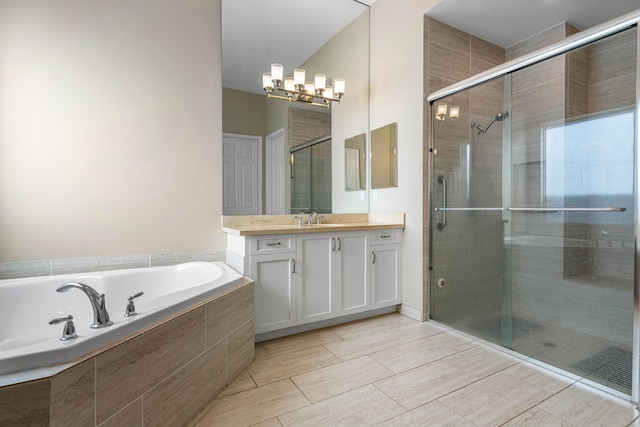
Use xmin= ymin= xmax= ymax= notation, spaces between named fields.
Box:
xmin=371 ymin=229 xmax=403 ymax=245
xmin=250 ymin=235 xmax=295 ymax=254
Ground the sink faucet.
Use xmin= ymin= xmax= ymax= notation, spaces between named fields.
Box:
xmin=307 ymin=212 xmax=317 ymax=225
xmin=56 ymin=282 xmax=113 ymax=328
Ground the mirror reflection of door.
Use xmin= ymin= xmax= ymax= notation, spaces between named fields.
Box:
xmin=345 ymin=148 xmax=361 ymax=191
xmin=266 ymin=128 xmax=286 ymax=214
xmin=222 ymin=133 xmax=262 ymax=215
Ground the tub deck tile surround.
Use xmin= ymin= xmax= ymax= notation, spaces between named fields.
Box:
xmin=50 ymin=359 xmax=95 ymax=427
xmin=96 ymin=305 xmax=207 ymax=423
xmin=0 ymin=278 xmax=255 ymax=427
xmin=0 ymin=379 xmax=49 ymax=426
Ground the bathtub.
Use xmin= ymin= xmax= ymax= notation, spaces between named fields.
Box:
xmin=0 ymin=261 xmax=244 ymax=377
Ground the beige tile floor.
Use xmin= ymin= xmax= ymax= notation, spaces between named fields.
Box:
xmin=189 ymin=313 xmax=640 ymax=427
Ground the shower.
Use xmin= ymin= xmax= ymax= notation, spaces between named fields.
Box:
xmin=471 ymin=111 xmax=509 ymax=171
xmin=475 ymin=111 xmax=509 ymax=134
xmin=429 ymin=17 xmax=637 ymax=399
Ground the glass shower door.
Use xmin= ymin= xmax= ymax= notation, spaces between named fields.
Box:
xmin=430 ymin=27 xmax=637 ymax=395
xmin=430 ymin=75 xmax=509 ymax=346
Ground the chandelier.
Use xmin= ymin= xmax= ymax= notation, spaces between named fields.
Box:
xmin=262 ymin=63 xmax=345 ymax=109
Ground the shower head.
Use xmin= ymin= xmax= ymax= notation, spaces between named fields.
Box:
xmin=495 ymin=111 xmax=509 ymax=121
xmin=476 ymin=111 xmax=509 ymax=133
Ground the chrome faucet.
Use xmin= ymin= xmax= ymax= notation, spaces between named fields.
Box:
xmin=307 ymin=212 xmax=317 ymax=225
xmin=56 ymin=282 xmax=113 ymax=328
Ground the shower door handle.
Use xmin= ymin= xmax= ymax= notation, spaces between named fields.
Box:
xmin=437 ymin=175 xmax=447 ymax=230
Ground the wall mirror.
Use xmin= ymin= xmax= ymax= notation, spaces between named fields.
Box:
xmin=345 ymin=133 xmax=366 ymax=191
xmin=221 ymin=0 xmax=370 ymax=215
xmin=371 ymin=122 xmax=398 ymax=189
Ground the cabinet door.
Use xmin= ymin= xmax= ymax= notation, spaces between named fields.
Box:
xmin=335 ymin=231 xmax=370 ymax=316
xmin=296 ymin=233 xmax=335 ymax=324
xmin=371 ymin=244 xmax=403 ymax=308
xmin=251 ymin=253 xmax=296 ymax=334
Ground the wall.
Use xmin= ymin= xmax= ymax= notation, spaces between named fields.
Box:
xmin=0 ymin=0 xmax=224 ymax=263
xmin=369 ymin=0 xmax=442 ymax=320
xmin=223 ymin=88 xmax=266 ymax=136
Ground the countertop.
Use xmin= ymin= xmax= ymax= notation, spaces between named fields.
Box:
xmin=221 ymin=213 xmax=405 ymax=236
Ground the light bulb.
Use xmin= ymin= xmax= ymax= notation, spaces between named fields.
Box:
xmin=294 ymin=69 xmax=305 ymax=86
xmin=305 ymin=81 xmax=315 ymax=94
xmin=262 ymin=73 xmax=273 ymax=90
xmin=324 ymin=86 xmax=333 ymax=99
xmin=314 ymin=74 xmax=326 ymax=91
xmin=284 ymin=77 xmax=295 ymax=92
xmin=270 ymin=63 xmax=283 ymax=82
xmin=449 ymin=105 xmax=460 ymax=120
xmin=334 ymin=78 xmax=345 ymax=96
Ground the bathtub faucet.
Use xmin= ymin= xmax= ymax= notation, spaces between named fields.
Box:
xmin=56 ymin=282 xmax=113 ymax=328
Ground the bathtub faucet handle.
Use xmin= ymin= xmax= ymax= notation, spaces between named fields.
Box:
xmin=124 ymin=292 xmax=144 ymax=317
xmin=49 ymin=315 xmax=78 ymax=341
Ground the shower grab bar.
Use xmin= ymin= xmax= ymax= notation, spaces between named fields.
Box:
xmin=507 ymin=207 xmax=626 ymax=213
xmin=437 ymin=176 xmax=446 ymax=230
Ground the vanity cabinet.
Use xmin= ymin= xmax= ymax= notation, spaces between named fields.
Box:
xmin=248 ymin=235 xmax=297 ymax=334
xmin=230 ymin=226 xmax=402 ymax=336
xmin=297 ymin=231 xmax=370 ymax=325
xmin=371 ymin=229 xmax=403 ymax=308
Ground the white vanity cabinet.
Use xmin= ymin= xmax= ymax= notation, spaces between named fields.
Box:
xmin=296 ymin=231 xmax=370 ymax=325
xmin=370 ymin=229 xmax=403 ymax=308
xmin=246 ymin=235 xmax=297 ymax=334
xmin=226 ymin=222 xmax=403 ymax=337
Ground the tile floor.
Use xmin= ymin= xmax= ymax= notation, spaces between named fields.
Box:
xmin=188 ymin=313 xmax=640 ymax=427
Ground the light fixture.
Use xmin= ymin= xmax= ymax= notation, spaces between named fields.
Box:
xmin=449 ymin=105 xmax=459 ymax=120
xmin=436 ymin=103 xmax=448 ymax=121
xmin=435 ymin=102 xmax=460 ymax=121
xmin=262 ymin=63 xmax=345 ymax=108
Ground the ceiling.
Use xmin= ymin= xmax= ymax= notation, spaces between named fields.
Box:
xmin=222 ymin=0 xmax=640 ymax=94
xmin=222 ymin=0 xmax=372 ymax=95
xmin=426 ymin=0 xmax=640 ymax=48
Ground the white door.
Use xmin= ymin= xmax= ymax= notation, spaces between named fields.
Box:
xmin=266 ymin=128 xmax=286 ymax=214
xmin=222 ymin=133 xmax=262 ymax=215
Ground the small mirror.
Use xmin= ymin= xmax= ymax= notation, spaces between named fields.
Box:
xmin=345 ymin=133 xmax=366 ymax=191
xmin=371 ymin=122 xmax=398 ymax=189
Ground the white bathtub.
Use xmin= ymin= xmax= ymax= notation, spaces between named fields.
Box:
xmin=0 ymin=261 xmax=244 ymax=377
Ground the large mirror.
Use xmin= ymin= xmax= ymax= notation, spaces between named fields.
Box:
xmin=221 ymin=0 xmax=370 ymax=215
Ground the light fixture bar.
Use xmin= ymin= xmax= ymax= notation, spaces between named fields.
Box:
xmin=262 ymin=63 xmax=345 ymax=108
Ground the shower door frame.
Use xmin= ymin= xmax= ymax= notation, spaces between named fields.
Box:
xmin=427 ymin=9 xmax=640 ymax=404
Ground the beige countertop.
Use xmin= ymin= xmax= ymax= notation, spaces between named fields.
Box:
xmin=222 ymin=213 xmax=405 ymax=236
